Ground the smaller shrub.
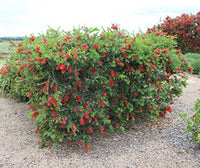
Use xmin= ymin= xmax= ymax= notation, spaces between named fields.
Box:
xmin=184 ymin=53 xmax=200 ymax=74
xmin=187 ymin=99 xmax=200 ymax=142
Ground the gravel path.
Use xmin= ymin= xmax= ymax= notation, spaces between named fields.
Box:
xmin=0 ymin=74 xmax=200 ymax=168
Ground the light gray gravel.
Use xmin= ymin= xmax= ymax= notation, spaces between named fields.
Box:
xmin=0 ymin=74 xmax=200 ymax=168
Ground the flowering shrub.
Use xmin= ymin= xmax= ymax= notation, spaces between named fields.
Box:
xmin=0 ymin=25 xmax=191 ymax=151
xmin=152 ymin=11 xmax=200 ymax=54
xmin=187 ymin=99 xmax=200 ymax=142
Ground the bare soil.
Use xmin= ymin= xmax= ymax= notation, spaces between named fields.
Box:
xmin=0 ymin=74 xmax=200 ymax=168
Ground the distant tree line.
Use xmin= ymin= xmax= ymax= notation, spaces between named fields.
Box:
xmin=0 ymin=37 xmax=24 ymax=42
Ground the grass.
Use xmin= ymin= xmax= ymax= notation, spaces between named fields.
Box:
xmin=0 ymin=41 xmax=10 ymax=53
xmin=184 ymin=53 xmax=200 ymax=75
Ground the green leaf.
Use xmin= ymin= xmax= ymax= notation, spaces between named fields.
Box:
xmin=119 ymin=126 xmax=125 ymax=133
xmin=178 ymin=113 xmax=187 ymax=119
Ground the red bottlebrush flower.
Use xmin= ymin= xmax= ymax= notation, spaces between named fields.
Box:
xmin=59 ymin=64 xmax=66 ymax=70
xmin=54 ymin=84 xmax=58 ymax=93
xmin=16 ymin=71 xmax=20 ymax=75
xmin=148 ymin=70 xmax=151 ymax=76
xmin=166 ymin=106 xmax=172 ymax=113
xmin=115 ymin=58 xmax=120 ymax=63
xmin=29 ymin=36 xmax=35 ymax=42
xmin=111 ymin=24 xmax=117 ymax=29
xmin=28 ymin=65 xmax=35 ymax=71
xmin=76 ymin=95 xmax=81 ymax=102
xmin=153 ymin=54 xmax=158 ymax=58
xmin=41 ymin=58 xmax=48 ymax=65
xmin=170 ymin=101 xmax=174 ymax=105
xmin=157 ymin=84 xmax=162 ymax=89
xmin=156 ymin=95 xmax=159 ymax=99
xmin=102 ymin=52 xmax=106 ymax=57
xmin=68 ymin=65 xmax=73 ymax=73
xmin=80 ymin=117 xmax=84 ymax=125
xmin=9 ymin=41 xmax=15 ymax=45
xmin=100 ymin=126 xmax=105 ymax=132
xmin=74 ymin=107 xmax=78 ymax=112
xmin=188 ymin=66 xmax=193 ymax=72
xmin=163 ymin=49 xmax=168 ymax=54
xmin=166 ymin=67 xmax=170 ymax=74
xmin=84 ymin=112 xmax=89 ymax=119
xmin=64 ymin=35 xmax=72 ymax=41
xmin=29 ymin=104 xmax=35 ymax=111
xmin=64 ymin=54 xmax=70 ymax=59
xmin=118 ymin=111 xmax=122 ymax=115
xmin=34 ymin=57 xmax=41 ymax=62
xmin=94 ymin=116 xmax=98 ymax=122
xmin=81 ymin=89 xmax=85 ymax=92
xmin=73 ymin=86 xmax=77 ymax=90
xmin=87 ymin=127 xmax=93 ymax=134
xmin=82 ymin=43 xmax=88 ymax=50
xmin=77 ymin=80 xmax=82 ymax=87
xmin=93 ymin=68 xmax=97 ymax=73
xmin=102 ymin=84 xmax=106 ymax=88
xmin=32 ymin=112 xmax=39 ymax=119
xmin=148 ymin=105 xmax=153 ymax=111
xmin=139 ymin=108 xmax=143 ymax=112
xmin=74 ymin=70 xmax=79 ymax=77
xmin=133 ymin=91 xmax=138 ymax=96
xmin=109 ymin=79 xmax=114 ymax=87
xmin=176 ymin=50 xmax=182 ymax=54
xmin=98 ymin=61 xmax=103 ymax=66
xmin=156 ymin=48 xmax=160 ymax=55
xmin=137 ymin=65 xmax=146 ymax=73
xmin=34 ymin=46 xmax=41 ymax=52
xmin=88 ymin=109 xmax=92 ymax=113
xmin=150 ymin=63 xmax=155 ymax=68
xmin=130 ymin=67 xmax=135 ymax=72
xmin=115 ymin=123 xmax=120 ymax=128
xmin=156 ymin=115 xmax=160 ymax=119
xmin=69 ymin=141 xmax=73 ymax=146
xmin=118 ymin=62 xmax=124 ymax=66
xmin=84 ymin=104 xmax=89 ymax=108
xmin=124 ymin=101 xmax=128 ymax=107
xmin=110 ymin=70 xmax=115 ymax=78
xmin=58 ymin=46 xmax=63 ymax=50
xmin=71 ymin=124 xmax=76 ymax=133
xmin=85 ymin=148 xmax=89 ymax=152
xmin=102 ymin=92 xmax=107 ymax=96
xmin=19 ymin=63 xmax=26 ymax=70
xmin=93 ymin=44 xmax=99 ymax=50
xmin=133 ymin=55 xmax=138 ymax=61
xmin=78 ymin=140 xmax=82 ymax=146
xmin=130 ymin=114 xmax=135 ymax=119
xmin=114 ymin=99 xmax=118 ymax=104
xmin=51 ymin=110 xmax=57 ymax=116
xmin=122 ymin=95 xmax=125 ymax=100
xmin=122 ymin=51 xmax=127 ymax=59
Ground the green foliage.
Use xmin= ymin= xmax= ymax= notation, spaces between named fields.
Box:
xmin=184 ymin=53 xmax=200 ymax=74
xmin=0 ymin=25 xmax=191 ymax=151
xmin=186 ymin=99 xmax=200 ymax=142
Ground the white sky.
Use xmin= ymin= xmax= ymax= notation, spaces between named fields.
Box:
xmin=0 ymin=0 xmax=200 ymax=37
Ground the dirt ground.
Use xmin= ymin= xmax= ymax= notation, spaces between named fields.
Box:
xmin=0 ymin=74 xmax=200 ymax=168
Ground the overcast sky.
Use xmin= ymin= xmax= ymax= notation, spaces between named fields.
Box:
xmin=0 ymin=0 xmax=200 ymax=37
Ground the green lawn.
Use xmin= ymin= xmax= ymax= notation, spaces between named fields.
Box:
xmin=184 ymin=52 xmax=200 ymax=75
xmin=0 ymin=41 xmax=10 ymax=53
